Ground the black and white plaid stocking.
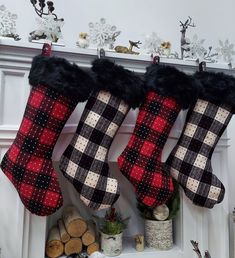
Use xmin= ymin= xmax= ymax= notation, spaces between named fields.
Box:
xmin=59 ymin=59 xmax=144 ymax=210
xmin=166 ymin=71 xmax=235 ymax=208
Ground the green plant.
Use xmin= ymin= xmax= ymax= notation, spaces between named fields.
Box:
xmin=93 ymin=207 xmax=130 ymax=235
xmin=137 ymin=179 xmax=180 ymax=221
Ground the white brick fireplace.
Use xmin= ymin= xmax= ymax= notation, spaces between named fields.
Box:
xmin=0 ymin=40 xmax=234 ymax=258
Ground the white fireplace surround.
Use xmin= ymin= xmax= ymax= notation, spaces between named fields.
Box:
xmin=0 ymin=40 xmax=235 ymax=258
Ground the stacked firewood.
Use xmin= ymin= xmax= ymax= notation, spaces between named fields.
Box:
xmin=46 ymin=206 xmax=99 ymax=258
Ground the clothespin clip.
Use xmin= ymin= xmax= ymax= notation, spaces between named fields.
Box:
xmin=228 ymin=62 xmax=232 ymax=69
xmin=151 ymin=54 xmax=160 ymax=64
xmin=41 ymin=40 xmax=52 ymax=57
xmin=199 ymin=61 xmax=206 ymax=72
xmin=97 ymin=48 xmax=105 ymax=59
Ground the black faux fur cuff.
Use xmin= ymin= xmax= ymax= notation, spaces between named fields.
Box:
xmin=145 ymin=64 xmax=202 ymax=109
xmin=29 ymin=55 xmax=94 ymax=101
xmin=91 ymin=59 xmax=145 ymax=108
xmin=194 ymin=71 xmax=235 ymax=112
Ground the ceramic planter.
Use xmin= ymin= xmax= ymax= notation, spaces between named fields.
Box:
xmin=145 ymin=219 xmax=173 ymax=250
xmin=101 ymin=232 xmax=123 ymax=256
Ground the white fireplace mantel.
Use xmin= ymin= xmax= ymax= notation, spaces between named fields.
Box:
xmin=0 ymin=40 xmax=233 ymax=258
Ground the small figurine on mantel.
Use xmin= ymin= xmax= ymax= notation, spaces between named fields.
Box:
xmin=76 ymin=32 xmax=89 ymax=48
xmin=160 ymin=41 xmax=172 ymax=57
xmin=180 ymin=16 xmax=196 ymax=59
xmin=115 ymin=40 xmax=142 ymax=55
xmin=134 ymin=234 xmax=144 ymax=252
xmin=29 ymin=0 xmax=65 ymax=45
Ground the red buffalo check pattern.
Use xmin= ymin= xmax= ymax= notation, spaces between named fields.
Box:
xmin=118 ymin=91 xmax=180 ymax=208
xmin=0 ymin=84 xmax=77 ymax=216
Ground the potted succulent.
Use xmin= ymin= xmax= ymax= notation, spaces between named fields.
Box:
xmin=137 ymin=180 xmax=180 ymax=250
xmin=93 ymin=207 xmax=129 ymax=256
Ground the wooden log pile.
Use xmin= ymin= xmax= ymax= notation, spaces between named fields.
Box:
xmin=46 ymin=206 xmax=99 ymax=258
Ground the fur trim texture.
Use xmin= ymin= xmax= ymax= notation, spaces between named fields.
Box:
xmin=29 ymin=55 xmax=94 ymax=101
xmin=194 ymin=71 xmax=235 ymax=112
xmin=145 ymin=64 xmax=202 ymax=109
xmin=91 ymin=59 xmax=145 ymax=108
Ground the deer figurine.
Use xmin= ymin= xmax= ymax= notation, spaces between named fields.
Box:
xmin=115 ymin=40 xmax=142 ymax=55
xmin=191 ymin=240 xmax=212 ymax=258
xmin=180 ymin=16 xmax=196 ymax=59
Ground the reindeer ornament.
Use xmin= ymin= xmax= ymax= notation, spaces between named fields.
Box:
xmin=115 ymin=40 xmax=142 ymax=55
xmin=180 ymin=16 xmax=196 ymax=59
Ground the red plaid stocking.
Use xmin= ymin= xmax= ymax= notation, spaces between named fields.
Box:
xmin=118 ymin=64 xmax=200 ymax=208
xmin=0 ymin=54 xmax=94 ymax=216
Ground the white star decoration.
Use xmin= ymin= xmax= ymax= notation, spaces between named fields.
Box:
xmin=35 ymin=14 xmax=64 ymax=42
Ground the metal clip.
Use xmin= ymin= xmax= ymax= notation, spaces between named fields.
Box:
xmin=41 ymin=41 xmax=52 ymax=57
xmin=199 ymin=61 xmax=206 ymax=72
xmin=97 ymin=48 xmax=105 ymax=59
xmin=151 ymin=54 xmax=160 ymax=64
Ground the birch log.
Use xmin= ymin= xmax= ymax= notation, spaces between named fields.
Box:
xmin=45 ymin=226 xmax=64 ymax=258
xmin=58 ymin=219 xmax=70 ymax=243
xmin=64 ymin=238 xmax=82 ymax=256
xmin=87 ymin=242 xmax=99 ymax=256
xmin=82 ymin=221 xmax=96 ymax=246
xmin=62 ymin=206 xmax=87 ymax=237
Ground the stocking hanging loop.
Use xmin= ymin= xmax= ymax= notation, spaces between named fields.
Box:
xmin=151 ymin=54 xmax=160 ymax=64
xmin=41 ymin=42 xmax=52 ymax=57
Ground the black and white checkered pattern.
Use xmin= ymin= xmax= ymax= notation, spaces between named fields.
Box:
xmin=59 ymin=90 xmax=129 ymax=210
xmin=166 ymin=99 xmax=233 ymax=208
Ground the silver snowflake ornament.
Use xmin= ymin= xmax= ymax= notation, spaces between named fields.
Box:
xmin=88 ymin=18 xmax=121 ymax=49
xmin=184 ymin=34 xmax=206 ymax=59
xmin=143 ymin=32 xmax=162 ymax=54
xmin=0 ymin=4 xmax=19 ymax=40
xmin=216 ymin=39 xmax=235 ymax=63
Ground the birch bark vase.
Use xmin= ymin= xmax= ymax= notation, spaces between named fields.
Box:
xmin=101 ymin=232 xmax=123 ymax=256
xmin=144 ymin=219 xmax=173 ymax=250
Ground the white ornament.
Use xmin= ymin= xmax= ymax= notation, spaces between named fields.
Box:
xmin=0 ymin=4 xmax=19 ymax=39
xmin=89 ymin=18 xmax=121 ymax=49
xmin=143 ymin=32 xmax=162 ymax=54
xmin=184 ymin=34 xmax=206 ymax=59
xmin=216 ymin=39 xmax=235 ymax=63
xmin=89 ymin=251 xmax=106 ymax=258
xmin=153 ymin=204 xmax=169 ymax=221
xmin=32 ymin=14 xmax=64 ymax=42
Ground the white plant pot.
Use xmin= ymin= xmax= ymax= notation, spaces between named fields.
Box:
xmin=145 ymin=219 xmax=173 ymax=250
xmin=101 ymin=232 xmax=123 ymax=256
